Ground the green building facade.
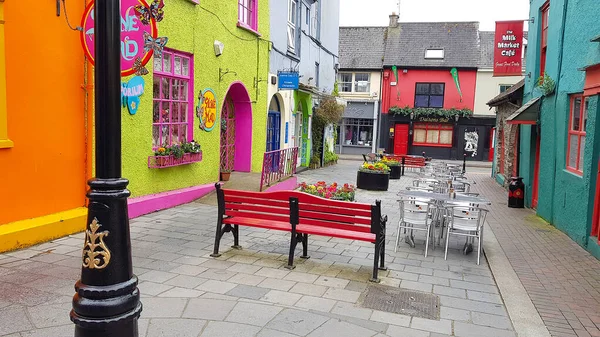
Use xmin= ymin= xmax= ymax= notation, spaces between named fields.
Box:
xmin=520 ymin=0 xmax=600 ymax=257
xmin=120 ymin=0 xmax=270 ymax=217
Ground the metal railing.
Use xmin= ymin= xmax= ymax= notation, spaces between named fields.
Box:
xmin=260 ymin=147 xmax=299 ymax=191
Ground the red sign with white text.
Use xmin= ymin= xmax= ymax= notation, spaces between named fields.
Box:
xmin=494 ymin=21 xmax=524 ymax=77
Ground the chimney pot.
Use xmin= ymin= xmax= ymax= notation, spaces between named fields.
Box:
xmin=389 ymin=13 xmax=399 ymax=28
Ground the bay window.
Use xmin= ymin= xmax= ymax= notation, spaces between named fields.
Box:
xmin=566 ymin=94 xmax=588 ymax=174
xmin=413 ymin=123 xmax=453 ymax=147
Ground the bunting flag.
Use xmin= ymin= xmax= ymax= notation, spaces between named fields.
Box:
xmin=392 ymin=65 xmax=398 ymax=83
xmin=450 ymin=68 xmax=463 ymax=101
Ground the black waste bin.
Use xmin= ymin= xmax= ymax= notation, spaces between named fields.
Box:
xmin=508 ymin=177 xmax=525 ymax=208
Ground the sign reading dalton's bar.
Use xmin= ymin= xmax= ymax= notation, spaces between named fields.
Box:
xmin=493 ymin=21 xmax=524 ymax=77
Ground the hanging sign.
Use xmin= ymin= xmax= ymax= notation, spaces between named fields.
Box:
xmin=121 ymin=76 xmax=145 ymax=115
xmin=278 ymin=72 xmax=299 ymax=90
xmin=80 ymin=0 xmax=162 ymax=77
xmin=493 ymin=21 xmax=524 ymax=77
xmin=197 ymin=89 xmax=218 ymax=131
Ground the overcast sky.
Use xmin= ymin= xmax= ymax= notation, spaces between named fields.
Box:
xmin=339 ymin=0 xmax=531 ymax=31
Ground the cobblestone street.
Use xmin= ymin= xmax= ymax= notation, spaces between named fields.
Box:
xmin=0 ymin=159 xmax=597 ymax=336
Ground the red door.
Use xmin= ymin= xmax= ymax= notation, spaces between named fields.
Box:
xmin=592 ymin=160 xmax=600 ymax=242
xmin=394 ymin=124 xmax=409 ymax=155
xmin=531 ymin=134 xmax=541 ymax=209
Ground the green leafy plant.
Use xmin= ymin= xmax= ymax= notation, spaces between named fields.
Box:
xmin=536 ymin=72 xmax=556 ymax=96
xmin=182 ymin=140 xmax=201 ymax=153
xmin=155 ymin=147 xmax=168 ymax=156
xmin=169 ymin=144 xmax=185 ymax=159
xmin=324 ymin=150 xmax=339 ymax=164
xmin=311 ymin=99 xmax=345 ymax=167
xmin=388 ymin=106 xmax=473 ymax=119
xmin=332 ymin=81 xmax=340 ymax=97
xmin=378 ymin=156 xmax=399 ymax=166
xmin=359 ymin=162 xmax=390 ymax=174
xmin=297 ymin=181 xmax=356 ymax=201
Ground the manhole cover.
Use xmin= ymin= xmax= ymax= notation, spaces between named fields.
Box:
xmin=360 ymin=286 xmax=440 ymax=320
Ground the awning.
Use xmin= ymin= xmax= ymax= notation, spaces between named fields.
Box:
xmin=507 ymin=96 xmax=541 ymax=125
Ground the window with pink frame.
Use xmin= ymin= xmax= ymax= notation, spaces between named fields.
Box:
xmin=238 ymin=0 xmax=258 ymax=32
xmin=152 ymin=49 xmax=193 ymax=150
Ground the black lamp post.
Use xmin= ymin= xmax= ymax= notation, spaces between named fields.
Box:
xmin=70 ymin=0 xmax=142 ymax=336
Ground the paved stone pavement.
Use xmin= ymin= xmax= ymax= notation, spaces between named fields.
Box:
xmin=0 ymin=160 xmax=517 ymax=336
xmin=472 ymin=174 xmax=600 ymax=337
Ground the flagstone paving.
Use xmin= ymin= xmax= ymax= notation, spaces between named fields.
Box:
xmin=0 ymin=160 xmax=516 ymax=336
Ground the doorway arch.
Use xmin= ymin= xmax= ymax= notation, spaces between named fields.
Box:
xmin=267 ymin=94 xmax=283 ymax=152
xmin=220 ymin=81 xmax=252 ymax=173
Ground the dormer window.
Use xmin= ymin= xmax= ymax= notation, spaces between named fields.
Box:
xmin=425 ymin=49 xmax=444 ymax=59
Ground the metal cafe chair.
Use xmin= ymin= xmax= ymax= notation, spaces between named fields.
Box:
xmin=406 ymin=186 xmax=434 ymax=193
xmin=395 ymin=198 xmax=437 ymax=257
xmin=441 ymin=204 xmax=489 ymax=265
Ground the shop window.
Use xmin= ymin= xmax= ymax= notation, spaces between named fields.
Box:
xmin=238 ymin=0 xmax=258 ymax=32
xmin=413 ymin=123 xmax=453 ymax=147
xmin=415 ymin=83 xmax=444 ymax=108
xmin=540 ymin=2 xmax=549 ymax=77
xmin=152 ymin=49 xmax=193 ymax=150
xmin=287 ymin=0 xmax=298 ymax=52
xmin=0 ymin=2 xmax=12 ymax=149
xmin=339 ymin=73 xmax=352 ymax=92
xmin=343 ymin=118 xmax=373 ymax=147
xmin=354 ymin=73 xmax=370 ymax=93
xmin=566 ymin=95 xmax=588 ymax=174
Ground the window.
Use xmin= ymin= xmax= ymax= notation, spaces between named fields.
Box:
xmin=315 ymin=62 xmax=320 ymax=88
xmin=305 ymin=5 xmax=310 ymax=25
xmin=0 ymin=2 xmax=12 ymax=149
xmin=415 ymin=83 xmax=445 ymax=108
xmin=540 ymin=2 xmax=549 ymax=76
xmin=152 ymin=49 xmax=193 ymax=150
xmin=354 ymin=73 xmax=370 ymax=92
xmin=287 ymin=0 xmax=298 ymax=52
xmin=500 ymin=85 xmax=512 ymax=93
xmin=413 ymin=123 xmax=453 ymax=147
xmin=310 ymin=1 xmax=321 ymax=40
xmin=343 ymin=119 xmax=373 ymax=146
xmin=425 ymin=49 xmax=444 ymax=59
xmin=339 ymin=73 xmax=352 ymax=92
xmin=566 ymin=95 xmax=588 ymax=174
xmin=238 ymin=0 xmax=258 ymax=32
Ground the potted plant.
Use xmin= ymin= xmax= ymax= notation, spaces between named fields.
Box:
xmin=220 ymin=168 xmax=232 ymax=181
xmin=379 ymin=156 xmax=401 ymax=179
xmin=154 ymin=147 xmax=169 ymax=166
xmin=169 ymin=144 xmax=185 ymax=164
xmin=182 ymin=140 xmax=202 ymax=161
xmin=297 ymin=181 xmax=356 ymax=201
xmin=356 ymin=162 xmax=390 ymax=191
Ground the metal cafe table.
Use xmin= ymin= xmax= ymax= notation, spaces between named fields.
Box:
xmin=397 ymin=189 xmax=491 ymax=254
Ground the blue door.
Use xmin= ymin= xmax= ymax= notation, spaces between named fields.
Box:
xmin=266 ymin=111 xmax=281 ymax=152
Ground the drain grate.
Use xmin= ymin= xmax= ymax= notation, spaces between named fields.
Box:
xmin=360 ymin=286 xmax=440 ymax=320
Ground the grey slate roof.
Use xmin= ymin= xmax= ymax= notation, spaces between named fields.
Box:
xmin=383 ymin=22 xmax=480 ymax=68
xmin=487 ymin=79 xmax=525 ymax=106
xmin=339 ymin=27 xmax=387 ymax=69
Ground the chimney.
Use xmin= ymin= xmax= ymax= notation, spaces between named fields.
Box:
xmin=389 ymin=12 xmax=399 ymax=28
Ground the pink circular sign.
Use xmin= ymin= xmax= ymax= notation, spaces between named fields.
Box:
xmin=80 ymin=0 xmax=158 ymax=77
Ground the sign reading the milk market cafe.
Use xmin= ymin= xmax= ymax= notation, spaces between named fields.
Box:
xmin=493 ymin=21 xmax=524 ymax=77
xmin=80 ymin=0 xmax=166 ymax=77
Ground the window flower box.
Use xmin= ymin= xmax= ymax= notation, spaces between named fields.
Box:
xmin=148 ymin=151 xmax=202 ymax=168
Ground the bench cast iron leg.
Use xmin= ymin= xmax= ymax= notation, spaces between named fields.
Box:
xmin=370 ymin=239 xmax=381 ymax=283
xmin=300 ymin=234 xmax=310 ymax=259
xmin=210 ymin=222 xmax=223 ymax=258
xmin=379 ymin=219 xmax=387 ymax=271
xmin=232 ymin=225 xmax=242 ymax=249
xmin=286 ymin=232 xmax=299 ymax=270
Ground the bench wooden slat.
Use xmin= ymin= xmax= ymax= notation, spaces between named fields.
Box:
xmin=224 ymin=195 xmax=289 ymax=208
xmin=224 ymin=209 xmax=289 ymax=223
xmin=298 ymin=209 xmax=371 ymax=226
xmin=296 ymin=224 xmax=376 ymax=242
xmin=300 ymin=203 xmax=372 ymax=218
xmin=223 ymin=216 xmax=291 ymax=231
xmin=225 ymin=203 xmax=289 ymax=216
xmin=224 ymin=189 xmax=372 ymax=211
xmin=298 ymin=217 xmax=372 ymax=233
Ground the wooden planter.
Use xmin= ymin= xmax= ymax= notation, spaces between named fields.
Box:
xmin=356 ymin=171 xmax=389 ymax=191
xmin=389 ymin=165 xmax=401 ymax=180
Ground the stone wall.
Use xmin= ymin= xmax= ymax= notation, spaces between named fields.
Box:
xmin=495 ymin=104 xmax=519 ymax=187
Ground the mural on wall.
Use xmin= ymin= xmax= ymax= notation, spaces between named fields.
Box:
xmin=80 ymin=0 xmax=167 ymax=77
xmin=121 ymin=76 xmax=145 ymax=115
xmin=464 ymin=131 xmax=479 ymax=157
xmin=197 ymin=89 xmax=218 ymax=131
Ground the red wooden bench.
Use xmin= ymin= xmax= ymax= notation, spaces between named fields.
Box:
xmin=211 ymin=183 xmax=388 ymax=282
xmin=384 ymin=154 xmax=427 ymax=170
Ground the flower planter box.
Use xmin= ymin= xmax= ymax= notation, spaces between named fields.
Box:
xmin=148 ymin=152 xmax=203 ymax=168
xmin=356 ymin=171 xmax=389 ymax=191
xmin=389 ymin=165 xmax=401 ymax=180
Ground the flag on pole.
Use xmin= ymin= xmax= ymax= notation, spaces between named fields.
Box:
xmin=450 ymin=68 xmax=462 ymax=101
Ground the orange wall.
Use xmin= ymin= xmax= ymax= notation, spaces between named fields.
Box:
xmin=0 ymin=0 xmax=87 ymax=224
